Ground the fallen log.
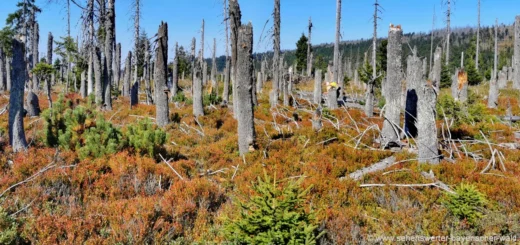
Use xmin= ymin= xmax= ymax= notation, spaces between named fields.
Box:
xmin=340 ymin=156 xmax=396 ymax=181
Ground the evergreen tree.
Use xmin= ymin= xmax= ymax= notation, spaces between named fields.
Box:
xmin=295 ymin=34 xmax=309 ymax=74
xmin=440 ymin=61 xmax=451 ymax=88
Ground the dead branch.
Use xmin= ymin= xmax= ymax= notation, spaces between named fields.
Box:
xmin=343 ymin=156 xmax=396 ymax=181
xmin=159 ymin=154 xmax=184 ymax=180
xmin=359 ymin=182 xmax=455 ymax=194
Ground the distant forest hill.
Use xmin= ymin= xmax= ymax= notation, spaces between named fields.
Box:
xmin=196 ymin=23 xmax=515 ymax=79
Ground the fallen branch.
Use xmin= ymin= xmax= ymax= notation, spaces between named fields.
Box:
xmin=342 ymin=156 xmax=396 ymax=181
xmin=159 ymin=154 xmax=184 ymax=181
xmin=359 ymin=182 xmax=455 ymax=194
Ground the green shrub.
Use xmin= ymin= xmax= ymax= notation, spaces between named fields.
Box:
xmin=172 ymin=91 xmax=187 ymax=103
xmin=0 ymin=207 xmax=23 ymax=244
xmin=224 ymin=172 xmax=324 ymax=244
xmin=77 ymin=115 xmax=122 ymax=159
xmin=436 ymin=94 xmax=495 ymax=126
xmin=123 ymin=119 xmax=167 ymax=158
xmin=42 ymin=95 xmax=72 ymax=147
xmin=443 ymin=183 xmax=488 ymax=227
xmin=203 ymin=93 xmax=222 ymax=106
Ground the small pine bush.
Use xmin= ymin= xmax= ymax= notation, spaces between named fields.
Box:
xmin=224 ymin=172 xmax=325 ymax=244
xmin=443 ymin=183 xmax=488 ymax=227
xmin=123 ymin=119 xmax=167 ymax=158
xmin=0 ymin=207 xmax=23 ymax=244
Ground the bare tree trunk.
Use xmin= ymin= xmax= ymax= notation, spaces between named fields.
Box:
xmin=80 ymin=70 xmax=86 ymax=98
xmin=32 ymin=22 xmax=39 ymax=92
xmin=256 ymin=71 xmax=263 ymax=95
xmin=145 ymin=40 xmax=152 ymax=104
xmin=329 ymin=0 xmax=341 ymax=110
xmin=488 ymin=78 xmax=498 ymax=108
xmin=229 ymin=0 xmax=242 ymax=115
xmin=104 ymin=0 xmax=115 ymax=110
xmin=445 ymin=0 xmax=451 ymax=66
xmin=476 ymin=0 xmax=480 ymax=71
xmin=314 ymin=69 xmax=322 ymax=104
xmin=211 ymin=38 xmax=217 ymax=94
xmin=236 ymin=23 xmax=255 ymax=155
xmin=202 ymin=61 xmax=208 ymax=86
xmin=191 ymin=37 xmax=196 ymax=91
xmin=9 ymin=39 xmax=28 ymax=152
xmin=46 ymin=32 xmax=53 ymax=104
xmin=307 ymin=17 xmax=313 ymax=76
xmin=270 ymin=0 xmax=280 ymax=108
xmin=171 ymin=42 xmax=178 ymax=98
xmin=432 ymin=47 xmax=442 ymax=90
xmin=133 ymin=0 xmax=140 ymax=95
xmin=381 ymin=25 xmax=403 ymax=147
xmin=494 ymin=18 xmax=498 ymax=82
xmin=115 ymin=43 xmax=121 ymax=89
xmin=25 ymin=91 xmax=40 ymax=116
xmin=0 ymin=48 xmax=5 ymax=91
xmin=87 ymin=0 xmax=94 ymax=96
xmin=154 ymin=22 xmax=169 ymax=127
xmin=514 ymin=16 xmax=520 ymax=89
xmin=6 ymin=58 xmax=11 ymax=92
xmin=404 ymin=49 xmax=422 ymax=138
xmin=123 ymin=51 xmax=132 ymax=97
xmin=94 ymin=47 xmax=102 ymax=105
xmin=429 ymin=6 xmax=435 ymax=79
xmin=223 ymin=57 xmax=231 ymax=103
xmin=200 ymin=19 xmax=205 ymax=65
xmin=417 ymin=81 xmax=440 ymax=164
xmin=193 ymin=61 xmax=204 ymax=117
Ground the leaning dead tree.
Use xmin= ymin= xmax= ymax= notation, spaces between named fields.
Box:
xmin=514 ymin=15 xmax=520 ymax=89
xmin=9 ymin=39 xmax=28 ymax=152
xmin=155 ymin=22 xmax=170 ymax=127
xmin=236 ymin=23 xmax=256 ymax=155
xmin=488 ymin=19 xmax=499 ymax=108
xmin=270 ymin=0 xmax=280 ymax=108
xmin=329 ymin=0 xmax=341 ymax=110
xmin=306 ymin=17 xmax=313 ymax=77
xmin=381 ymin=25 xmax=403 ymax=147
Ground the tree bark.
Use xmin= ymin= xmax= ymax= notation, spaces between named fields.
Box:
xmin=193 ymin=60 xmax=204 ymax=117
xmin=9 ymin=39 xmax=28 ymax=152
xmin=154 ymin=22 xmax=170 ymax=127
xmin=476 ymin=0 xmax=480 ymax=71
xmin=314 ymin=69 xmax=322 ymax=104
xmin=104 ymin=0 xmax=115 ymax=110
xmin=25 ymin=91 xmax=40 ymax=117
xmin=145 ymin=40 xmax=153 ymax=104
xmin=6 ymin=58 xmax=11 ymax=92
xmin=488 ymin=77 xmax=498 ymax=108
xmin=94 ymin=47 xmax=103 ymax=105
xmin=0 ymin=48 xmax=5 ymax=91
xmin=171 ymin=42 xmax=178 ymax=98
xmin=211 ymin=38 xmax=217 ymax=94
xmin=123 ymin=51 xmax=132 ymax=97
xmin=115 ymin=43 xmax=121 ymax=88
xmin=330 ymin=0 xmax=341 ymax=110
xmin=256 ymin=71 xmax=263 ymax=96
xmin=270 ymin=0 xmax=280 ymax=108
xmin=432 ymin=46 xmax=442 ymax=90
xmin=307 ymin=17 xmax=313 ymax=76
xmin=32 ymin=22 xmax=39 ymax=92
xmin=445 ymin=0 xmax=451 ymax=66
xmin=417 ymin=81 xmax=440 ymax=164
xmin=404 ymin=50 xmax=422 ymax=138
xmin=80 ymin=70 xmax=86 ymax=98
xmin=514 ymin=16 xmax=520 ymax=89
xmin=381 ymin=25 xmax=403 ymax=147
xmin=236 ymin=23 xmax=255 ymax=155
xmin=223 ymin=57 xmax=231 ymax=103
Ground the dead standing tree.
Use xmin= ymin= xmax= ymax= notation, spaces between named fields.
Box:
xmin=222 ymin=0 xmax=231 ymax=104
xmin=171 ymin=42 xmax=178 ymax=99
xmin=306 ymin=17 xmax=313 ymax=77
xmin=476 ymin=0 xmax=480 ymax=71
xmin=432 ymin=46 xmax=442 ymax=90
xmin=155 ymin=22 xmax=170 ymax=127
xmin=488 ymin=19 xmax=499 ymax=108
xmin=104 ymin=0 xmax=115 ymax=110
xmin=9 ymin=38 xmax=28 ymax=152
xmin=514 ymin=15 xmax=520 ymax=89
xmin=270 ymin=0 xmax=280 ymax=108
xmin=417 ymin=81 xmax=440 ymax=164
xmin=229 ymin=0 xmax=242 ymax=115
xmin=445 ymin=0 xmax=451 ymax=66
xmin=381 ymin=24 xmax=403 ymax=148
xmin=211 ymin=38 xmax=217 ymax=95
xmin=236 ymin=23 xmax=256 ymax=155
xmin=404 ymin=48 xmax=422 ymax=138
xmin=365 ymin=0 xmax=382 ymax=115
xmin=329 ymin=0 xmax=341 ymax=110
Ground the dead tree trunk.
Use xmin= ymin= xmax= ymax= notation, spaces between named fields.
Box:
xmin=80 ymin=71 xmax=86 ymax=98
xmin=123 ymin=51 xmax=132 ymax=97
xmin=133 ymin=0 xmax=140 ymax=96
xmin=488 ymin=77 xmax=498 ymax=108
xmin=0 ymin=46 xmax=5 ymax=91
xmin=223 ymin=57 xmax=231 ymax=103
xmin=256 ymin=71 xmax=263 ymax=95
xmin=307 ymin=17 xmax=313 ymax=77
xmin=46 ymin=32 xmax=53 ymax=104
xmin=476 ymin=0 xmax=480 ymax=71
xmin=329 ymin=0 xmax=341 ymax=110
xmin=115 ymin=43 xmax=121 ymax=88
xmin=104 ymin=0 xmax=115 ymax=110
xmin=171 ymin=42 xmax=178 ymax=98
xmin=25 ymin=91 xmax=40 ymax=117
xmin=94 ymin=47 xmax=103 ymax=106
xmin=145 ymin=40 xmax=153 ymax=104
xmin=270 ymin=0 xmax=280 ymax=108
xmin=417 ymin=81 xmax=440 ymax=164
xmin=202 ymin=61 xmax=208 ymax=86
xmin=32 ymin=22 xmax=39 ymax=92
xmin=432 ymin=47 xmax=442 ymax=90
xmin=429 ymin=7 xmax=435 ymax=79
xmin=445 ymin=0 xmax=451 ymax=66
xmin=514 ymin=16 xmax=520 ymax=89
xmin=381 ymin=25 xmax=403 ymax=147
xmin=193 ymin=61 xmax=204 ymax=117
xmin=9 ymin=39 xmax=28 ymax=152
xmin=236 ymin=23 xmax=256 ymax=155
xmin=6 ymin=58 xmax=11 ymax=92
xmin=211 ymin=38 xmax=217 ymax=94
xmin=314 ymin=69 xmax=322 ymax=104
xmin=494 ymin=18 xmax=498 ymax=83
xmin=154 ymin=22 xmax=170 ymax=127
xmin=404 ymin=49 xmax=422 ymax=138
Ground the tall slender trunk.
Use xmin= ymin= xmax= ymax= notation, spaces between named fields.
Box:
xmin=429 ymin=5 xmax=435 ymax=79
xmin=211 ymin=38 xmax=217 ymax=94
xmin=445 ymin=0 xmax=451 ymax=66
xmin=514 ymin=16 xmax=520 ymax=89
xmin=0 ymin=48 xmax=5 ymax=91
xmin=329 ymin=0 xmax=341 ymax=110
xmin=193 ymin=60 xmax=204 ymax=117
xmin=229 ymin=0 xmax=242 ymax=114
xmin=104 ymin=0 xmax=115 ymax=110
xmin=87 ymin=0 xmax=94 ymax=95
xmin=32 ymin=22 xmax=39 ymax=92
xmin=307 ymin=17 xmax=313 ymax=76
xmin=123 ymin=51 xmax=132 ymax=96
xmin=222 ymin=0 xmax=231 ymax=103
xmin=133 ymin=0 xmax=140 ymax=96
xmin=314 ymin=69 xmax=322 ymax=104
xmin=270 ymin=0 xmax=280 ymax=108
xmin=94 ymin=47 xmax=103 ymax=105
xmin=171 ymin=42 xmax=178 ymax=98
xmin=155 ymin=22 xmax=170 ymax=126
xmin=476 ymin=0 xmax=480 ymax=71
xmin=9 ymin=39 xmax=28 ymax=152
xmin=115 ymin=43 xmax=121 ymax=89
xmin=47 ymin=32 xmax=54 ymax=105
xmin=494 ymin=19 xmax=499 ymax=81
xmin=145 ymin=40 xmax=153 ymax=104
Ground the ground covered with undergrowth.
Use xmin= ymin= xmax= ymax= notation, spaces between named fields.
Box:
xmin=1 ymin=80 xmax=520 ymax=244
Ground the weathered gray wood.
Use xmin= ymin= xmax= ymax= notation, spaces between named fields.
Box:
xmin=202 ymin=61 xmax=208 ymax=86
xmin=312 ymin=107 xmax=322 ymax=131
xmin=514 ymin=16 xmax=520 ymax=89
xmin=222 ymin=57 xmax=230 ymax=103
xmin=404 ymin=50 xmax=422 ymax=138
xmin=211 ymin=38 xmax=217 ymax=94
xmin=145 ymin=40 xmax=153 ymax=104
xmin=381 ymin=25 xmax=403 ymax=147
xmin=498 ymin=69 xmax=507 ymax=89
xmin=229 ymin=0 xmax=242 ymax=115
xmin=345 ymin=156 xmax=397 ymax=181
xmin=123 ymin=51 xmax=132 ymax=97
xmin=493 ymin=19 xmax=498 ymax=82
xmin=0 ymin=47 xmax=5 ymax=91
xmin=25 ymin=91 xmax=40 ymax=117
xmin=80 ymin=71 xmax=86 ymax=98
xmin=6 ymin=58 xmax=11 ymax=91
xmin=417 ymin=82 xmax=440 ymax=164
xmin=9 ymin=39 xmax=28 ymax=152
xmin=154 ymin=22 xmax=170 ymax=127
xmin=451 ymin=68 xmax=460 ymax=99
xmin=314 ymin=69 xmax=322 ymax=104
xmin=236 ymin=23 xmax=256 ymax=155
xmin=256 ymin=71 xmax=263 ymax=95
xmin=32 ymin=22 xmax=39 ymax=92
xmin=307 ymin=17 xmax=313 ymax=76
xmin=445 ymin=0 xmax=451 ymax=66
xmin=270 ymin=0 xmax=280 ymax=108
xmin=488 ymin=78 xmax=499 ymax=108
xmin=333 ymin=0 xmax=341 ymax=88
xmin=432 ymin=46 xmax=442 ymax=90
xmin=193 ymin=60 xmax=204 ymax=117
xmin=114 ymin=43 xmax=121 ymax=88
xmin=104 ymin=0 xmax=115 ymax=110
xmin=94 ymin=47 xmax=103 ymax=105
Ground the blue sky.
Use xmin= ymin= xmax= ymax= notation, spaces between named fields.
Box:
xmin=1 ymin=0 xmax=519 ymax=62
